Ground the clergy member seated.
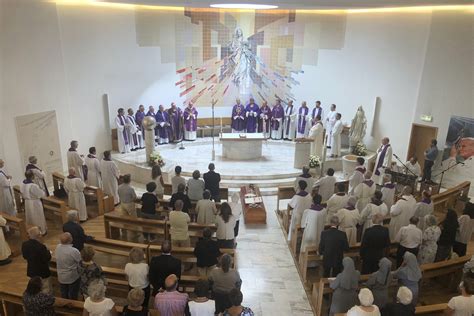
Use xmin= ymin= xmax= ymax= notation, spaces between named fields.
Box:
xmin=62 ymin=210 xmax=93 ymax=251
xmin=287 ymin=180 xmax=313 ymax=242
xmin=169 ymin=183 xmax=192 ymax=214
xmin=313 ymin=168 xmax=337 ymax=202
xmin=294 ymin=166 xmax=315 ymax=193
xmin=63 ymin=168 xmax=88 ymax=222
xmin=149 ymin=240 xmax=182 ymax=295
xmin=319 ymin=216 xmax=350 ymax=277
xmin=203 ymin=163 xmax=221 ymax=202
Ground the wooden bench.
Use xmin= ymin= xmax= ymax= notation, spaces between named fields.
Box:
xmin=0 ymin=212 xmax=28 ymax=242
xmin=431 ymin=181 xmax=470 ymax=216
xmin=41 ymin=196 xmax=69 ymax=224
xmin=166 ymin=222 xmax=217 ymax=242
xmin=335 ymin=302 xmax=448 ymax=315
xmin=104 ymin=210 xmax=168 ymax=241
xmin=12 ymin=185 xmax=24 ymax=214
xmin=86 ymin=237 xmax=149 ymax=268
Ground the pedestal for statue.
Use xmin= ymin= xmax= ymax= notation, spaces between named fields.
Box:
xmin=143 ymin=116 xmax=157 ymax=163
xmin=294 ymin=139 xmax=312 ymax=169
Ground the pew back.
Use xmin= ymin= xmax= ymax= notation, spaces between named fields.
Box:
xmin=0 ymin=212 xmax=28 ymax=242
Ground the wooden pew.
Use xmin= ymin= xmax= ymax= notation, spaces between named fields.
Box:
xmin=431 ymin=181 xmax=470 ymax=216
xmin=86 ymin=237 xmax=149 ymax=268
xmin=0 ymin=212 xmax=28 ymax=242
xmin=104 ymin=210 xmax=168 ymax=241
xmin=163 ymin=183 xmax=172 ymax=196
xmin=277 ymin=186 xmax=296 ymax=233
xmin=12 ymin=185 xmax=24 ymax=214
xmin=41 ymin=196 xmax=69 ymax=224
xmin=219 ymin=187 xmax=229 ymax=202
xmin=166 ymin=222 xmax=217 ymax=243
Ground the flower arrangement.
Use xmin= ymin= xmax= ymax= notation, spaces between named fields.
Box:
xmin=149 ymin=152 xmax=165 ymax=167
xmin=309 ymin=155 xmax=321 ymax=168
xmin=352 ymin=142 xmax=368 ymax=156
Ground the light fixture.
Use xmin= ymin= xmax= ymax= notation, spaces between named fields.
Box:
xmin=210 ymin=3 xmax=278 ymax=9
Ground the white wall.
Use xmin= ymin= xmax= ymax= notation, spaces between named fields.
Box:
xmin=1 ymin=1 xmax=472 ymax=183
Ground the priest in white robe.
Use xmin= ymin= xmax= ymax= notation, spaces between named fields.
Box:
xmin=354 ymin=171 xmax=376 ymax=212
xmin=116 ymin=108 xmax=131 ymax=154
xmin=330 ymin=113 xmax=343 ymax=158
xmin=413 ymin=190 xmax=433 ymax=231
xmin=100 ymin=151 xmax=120 ymax=205
xmin=359 ymin=191 xmax=388 ymax=236
xmin=300 ymin=194 xmax=326 ymax=255
xmin=67 ymin=140 xmax=85 ymax=181
xmin=348 ymin=157 xmax=366 ymax=195
xmin=389 ymin=186 xmax=417 ymax=241
xmin=372 ymin=137 xmax=392 ymax=185
xmin=308 ymin=115 xmax=324 ymax=159
xmin=21 ymin=170 xmax=47 ymax=234
xmin=335 ymin=197 xmax=360 ymax=246
xmin=283 ymin=100 xmax=297 ymax=141
xmin=405 ymin=157 xmax=421 ymax=177
xmin=85 ymin=147 xmax=101 ymax=188
xmin=25 ymin=156 xmax=49 ymax=196
xmin=0 ymin=215 xmax=12 ymax=265
xmin=294 ymin=167 xmax=315 ymax=193
xmin=0 ymin=160 xmax=16 ymax=216
xmin=326 ymin=183 xmax=350 ymax=224
xmin=325 ymin=104 xmax=337 ymax=147
xmin=313 ymin=168 xmax=337 ymax=202
xmin=64 ymin=168 xmax=88 ymax=222
xmin=287 ymin=181 xmax=313 ymax=242
xmin=381 ymin=174 xmax=396 ymax=210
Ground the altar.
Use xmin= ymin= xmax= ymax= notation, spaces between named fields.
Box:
xmin=219 ymin=133 xmax=266 ymax=160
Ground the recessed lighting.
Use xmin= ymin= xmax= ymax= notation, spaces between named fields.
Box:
xmin=210 ymin=3 xmax=278 ymax=9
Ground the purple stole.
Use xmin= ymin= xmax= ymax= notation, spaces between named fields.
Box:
xmin=345 ymin=205 xmax=356 ymax=210
xmin=117 ymin=115 xmax=129 ymax=145
xmin=375 ymin=144 xmax=390 ymax=175
xmin=271 ymin=106 xmax=284 ymax=130
xmin=384 ymin=183 xmax=395 ymax=189
xmin=355 ymin=166 xmax=366 ymax=174
xmin=310 ymin=204 xmax=325 ymax=211
xmin=245 ymin=104 xmax=259 ymax=133
xmin=23 ymin=179 xmax=33 ymax=184
xmin=299 ymin=173 xmax=312 ymax=178
xmin=297 ymin=107 xmax=309 ymax=134
xmin=184 ymin=107 xmax=197 ymax=131
xmin=312 ymin=107 xmax=322 ymax=121
xmin=363 ymin=179 xmax=374 ymax=187
xmin=168 ymin=107 xmax=183 ymax=141
xmin=26 ymin=164 xmax=50 ymax=196
xmin=285 ymin=106 xmax=294 ymax=135
xmin=296 ymin=190 xmax=309 ymax=197
xmin=258 ymin=106 xmax=271 ymax=133
xmin=421 ymin=198 xmax=431 ymax=205
xmin=231 ymin=104 xmax=246 ymax=131
xmin=156 ymin=111 xmax=170 ymax=138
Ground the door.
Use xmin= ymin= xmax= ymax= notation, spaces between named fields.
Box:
xmin=407 ymin=123 xmax=438 ymax=170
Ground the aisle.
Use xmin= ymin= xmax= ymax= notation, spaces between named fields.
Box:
xmin=236 ymin=196 xmax=313 ymax=315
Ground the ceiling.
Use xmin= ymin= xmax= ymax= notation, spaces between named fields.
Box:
xmin=101 ymin=0 xmax=473 ymax=9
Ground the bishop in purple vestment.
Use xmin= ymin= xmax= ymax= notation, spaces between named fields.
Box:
xmin=167 ymin=102 xmax=183 ymax=143
xmin=258 ymin=101 xmax=272 ymax=137
xmin=297 ymin=101 xmax=310 ymax=138
xmin=155 ymin=105 xmax=171 ymax=144
xmin=135 ymin=105 xmax=146 ymax=135
xmin=145 ymin=105 xmax=158 ymax=141
xmin=231 ymin=99 xmax=246 ymax=132
xmin=245 ymin=98 xmax=259 ymax=133
xmin=311 ymin=101 xmax=324 ymax=126
xmin=183 ymin=103 xmax=198 ymax=141
xmin=271 ymin=100 xmax=284 ymax=140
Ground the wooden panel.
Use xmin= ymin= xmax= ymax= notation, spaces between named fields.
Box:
xmin=240 ymin=186 xmax=266 ymax=224
xmin=407 ymin=123 xmax=438 ymax=169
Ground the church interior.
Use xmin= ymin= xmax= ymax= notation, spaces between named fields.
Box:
xmin=0 ymin=0 xmax=473 ymax=315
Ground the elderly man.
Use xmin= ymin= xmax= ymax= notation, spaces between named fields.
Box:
xmin=63 ymin=168 xmax=87 ymax=222
xmin=154 ymin=274 xmax=189 ymax=316
xmin=22 ymin=226 xmax=52 ymax=293
xmin=149 ymin=241 xmax=182 ymax=295
xmin=313 ymin=168 xmax=337 ymax=202
xmin=319 ymin=216 xmax=349 ymax=277
xmin=21 ymin=170 xmax=47 ymax=234
xmin=389 ymin=186 xmax=417 ymax=241
xmin=25 ymin=156 xmax=49 ymax=195
xmin=62 ymin=210 xmax=93 ymax=251
xmin=287 ymin=180 xmax=313 ymax=242
xmin=405 ymin=156 xmax=421 ymax=178
xmin=372 ymin=137 xmax=393 ymax=185
xmin=395 ymin=217 xmax=422 ymax=267
xmin=0 ymin=159 xmax=15 ymax=216
xmin=169 ymin=200 xmax=191 ymax=248
xmin=360 ymin=214 xmax=391 ymax=274
xmin=55 ymin=232 xmax=81 ymax=299
xmin=203 ymin=163 xmax=221 ymax=202
xmin=67 ymin=140 xmax=85 ymax=181
xmin=326 ymin=183 xmax=350 ymax=222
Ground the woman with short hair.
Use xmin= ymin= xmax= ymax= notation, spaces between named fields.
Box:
xmin=151 ymin=165 xmax=164 ymax=199
xmin=23 ymin=277 xmax=55 ymax=316
xmin=124 ymin=248 xmax=150 ymax=308
xmin=80 ymin=246 xmax=105 ymax=299
xmin=83 ymin=280 xmax=117 ymax=316
xmin=122 ymin=288 xmax=149 ymax=316
xmin=347 ymin=288 xmax=381 ymax=316
xmin=417 ymin=215 xmax=441 ymax=264
xmin=209 ymin=254 xmax=242 ymax=313
xmin=187 ymin=170 xmax=205 ymax=201
xmin=223 ymin=288 xmax=254 ymax=316
xmin=188 ymin=279 xmax=215 ymax=315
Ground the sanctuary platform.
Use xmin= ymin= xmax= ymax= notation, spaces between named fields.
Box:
xmin=112 ymin=137 xmax=376 ymax=194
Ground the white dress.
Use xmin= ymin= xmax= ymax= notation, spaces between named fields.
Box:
xmin=326 ymin=193 xmax=350 ymax=225
xmin=287 ymin=193 xmax=313 ymax=242
xmin=314 ymin=175 xmax=337 ymax=202
xmin=67 ymin=150 xmax=85 ymax=181
xmin=414 ymin=201 xmax=433 ymax=231
xmin=336 ymin=208 xmax=360 ymax=246
xmin=116 ymin=115 xmax=130 ymax=154
xmin=20 ymin=182 xmax=47 ymax=234
xmin=100 ymin=160 xmax=120 ymax=205
xmin=354 ymin=181 xmax=376 ymax=212
xmin=326 ymin=110 xmax=337 ymax=147
xmin=308 ymin=122 xmax=324 ymax=158
xmin=85 ymin=155 xmax=101 ymax=188
xmin=300 ymin=207 xmax=327 ymax=252
xmin=64 ymin=177 xmax=88 ymax=221
xmin=0 ymin=215 xmax=12 ymax=260
xmin=0 ymin=170 xmax=15 ymax=215
xmin=389 ymin=194 xmax=417 ymax=241
xmin=330 ymin=120 xmax=343 ymax=156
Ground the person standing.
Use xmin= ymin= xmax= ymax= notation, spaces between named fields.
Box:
xmin=314 ymin=168 xmax=337 ymax=203
xmin=63 ymin=168 xmax=88 ymax=222
xmin=381 ymin=174 xmax=396 ymax=210
xmin=62 ymin=210 xmax=93 ymax=251
xmin=389 ymin=186 xmax=417 ymax=241
xmin=116 ymin=108 xmax=131 ymax=154
xmin=215 ymin=203 xmax=237 ymax=249
xmin=203 ymin=163 xmax=221 ymax=202
xmin=328 ymin=257 xmax=360 ymax=315
xmin=55 ymin=232 xmax=82 ymax=300
xmin=326 ymin=184 xmax=350 ymax=223
xmin=171 ymin=166 xmax=186 ymax=195
xmin=169 ymin=200 xmax=191 ymax=247
xmin=283 ymin=100 xmax=297 ymax=141
xmin=85 ymin=147 xmax=101 ymax=188
xmin=169 ymin=183 xmax=192 ymax=214
xmin=0 ymin=159 xmax=15 ymax=216
xmin=270 ymin=99 xmax=284 ymax=140
xmin=445 ymin=276 xmax=474 ymax=316
xmin=300 ymin=194 xmax=327 ymax=254
xmin=296 ymin=101 xmax=310 ymax=138
xmin=366 ymin=258 xmax=393 ymax=309
xmin=124 ymin=248 xmax=150 ymax=308
xmin=325 ymin=104 xmax=337 ymax=147
xmin=354 ymin=171 xmax=376 ymax=212
xmin=208 ymin=254 xmax=241 ymax=313
xmin=100 ymin=151 xmax=120 ymax=205
xmin=25 ymin=156 xmax=49 ymax=196
xmin=330 ymin=113 xmax=343 ymax=158
xmin=183 ymin=102 xmax=198 ymax=141
xmin=348 ymin=157 xmax=366 ymax=195
xmin=67 ymin=140 xmax=85 ymax=181
xmin=405 ymin=157 xmax=421 ymax=177
xmin=294 ymin=166 xmax=315 ymax=194
xmin=417 ymin=215 xmax=441 ymax=264
xmin=194 ymin=228 xmax=221 ymax=277
xmin=435 ymin=209 xmax=459 ymax=261
xmin=453 ymin=205 xmax=474 ymax=257
xmin=393 ymin=252 xmax=422 ymax=304
xmin=154 ymin=274 xmax=189 ymax=316
xmin=413 ymin=190 xmax=433 ymax=231
xmin=421 ymin=139 xmax=439 ymax=184
xmin=168 ymin=102 xmax=183 ymax=143
xmin=395 ymin=217 xmax=423 ymax=267
xmin=311 ymin=101 xmax=324 ymax=126
xmin=22 ymin=277 xmax=56 ymax=316
xmin=360 ymin=191 xmax=388 ymax=235
xmin=21 ymin=170 xmax=47 ymax=235
xmin=149 ymin=240 xmax=182 ymax=295
xmin=319 ymin=216 xmax=349 ymax=277
xmin=231 ymin=99 xmax=246 ymax=133
xmin=308 ymin=115 xmax=324 ymax=159
xmin=22 ymin=226 xmax=52 ymax=293
xmin=135 ymin=104 xmax=146 ymax=143
xmin=118 ymin=174 xmax=138 ymax=217
xmin=258 ymin=100 xmax=272 ymax=138
xmin=287 ymin=181 xmax=313 ymax=242
xmin=360 ymin=214 xmax=391 ymax=274
xmin=0 ymin=214 xmax=11 ymax=265
xmin=196 ymin=190 xmax=218 ymax=225
xmin=156 ymin=105 xmax=171 ymax=145
xmin=372 ymin=137 xmax=392 ymax=185
xmin=126 ymin=108 xmax=142 ymax=151
xmin=245 ymin=98 xmax=259 ymax=133
xmin=187 ymin=170 xmax=205 ymax=202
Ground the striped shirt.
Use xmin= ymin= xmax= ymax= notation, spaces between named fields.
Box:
xmin=154 ymin=290 xmax=188 ymax=316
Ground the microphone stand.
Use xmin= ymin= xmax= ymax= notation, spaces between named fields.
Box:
xmin=392 ymin=154 xmax=418 ymax=192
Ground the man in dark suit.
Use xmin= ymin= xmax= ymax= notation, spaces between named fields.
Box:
xmin=360 ymin=213 xmax=391 ymax=274
xmin=62 ymin=210 xmax=93 ymax=251
xmin=203 ymin=163 xmax=221 ymax=202
xmin=149 ymin=240 xmax=182 ymax=295
xmin=22 ymin=226 xmax=52 ymax=293
xmin=319 ymin=216 xmax=349 ymax=277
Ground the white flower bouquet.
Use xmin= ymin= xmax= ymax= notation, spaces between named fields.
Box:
xmin=309 ymin=155 xmax=321 ymax=168
xmin=352 ymin=142 xmax=367 ymax=156
xmin=149 ymin=152 xmax=165 ymax=167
